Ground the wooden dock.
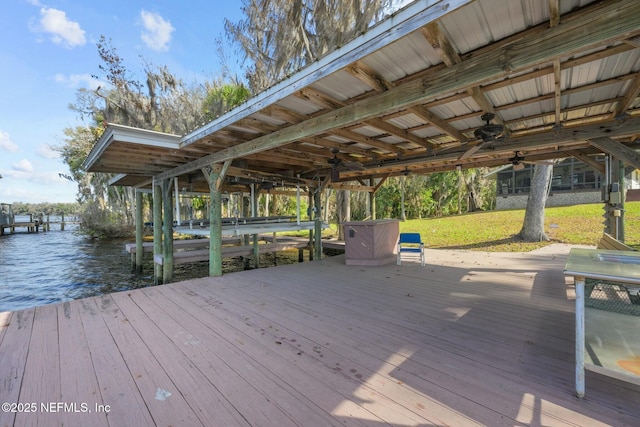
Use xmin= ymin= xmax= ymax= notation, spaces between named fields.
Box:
xmin=0 ymin=214 xmax=80 ymax=235
xmin=1 ymin=244 xmax=638 ymax=426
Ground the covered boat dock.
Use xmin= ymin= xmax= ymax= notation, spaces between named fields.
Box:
xmin=83 ymin=0 xmax=640 ymax=284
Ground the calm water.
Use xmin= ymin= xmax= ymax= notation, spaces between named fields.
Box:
xmin=0 ymin=223 xmax=306 ymax=313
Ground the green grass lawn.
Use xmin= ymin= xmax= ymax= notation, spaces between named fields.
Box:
xmin=396 ymin=201 xmax=640 ymax=252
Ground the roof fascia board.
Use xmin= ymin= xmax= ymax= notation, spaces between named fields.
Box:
xmin=179 ymin=0 xmax=474 ymax=148
xmin=83 ymin=124 xmax=181 ymax=170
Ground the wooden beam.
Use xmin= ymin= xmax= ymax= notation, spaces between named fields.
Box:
xmin=330 ymin=128 xmax=405 ymax=154
xmin=625 ymin=35 xmax=640 ymax=48
xmin=153 ymin=181 xmax=163 ymax=282
xmin=421 ymin=22 xmax=506 ymax=130
xmin=364 ymin=117 xmax=433 ymax=148
xmin=161 ymin=178 xmax=174 ymax=284
xmin=215 ymin=160 xmax=232 ymax=191
xmin=208 ymin=163 xmax=223 ymax=277
xmin=345 ymin=54 xmax=461 ymax=145
xmin=328 ymin=183 xmax=374 ymax=192
xmin=553 ymin=60 xmax=562 ymax=126
xmin=345 ymin=117 xmax=640 ymax=176
xmin=180 ymin=0 xmax=475 ymax=147
xmin=614 ymin=72 xmax=640 ymax=118
xmin=549 ymin=0 xmax=562 ymax=127
xmin=373 ymin=174 xmax=390 ymax=193
xmin=346 ymin=61 xmax=392 ymax=92
xmin=409 ymin=105 xmax=467 ymax=142
xmin=588 ymin=137 xmax=640 ymax=170
xmin=155 ymin=0 xmax=640 ymax=181
xmin=564 ymin=150 xmax=606 ymax=174
xmin=421 ymin=23 xmax=460 ymax=67
xmin=549 ymin=0 xmax=560 ymax=27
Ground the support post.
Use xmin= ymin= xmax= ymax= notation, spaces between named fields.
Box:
xmin=135 ymin=189 xmax=143 ymax=273
xmin=252 ymin=184 xmax=260 ymax=269
xmin=162 ymin=178 xmax=174 ymax=284
xmin=207 ymin=164 xmax=223 ymax=277
xmin=242 ymin=194 xmax=251 ymax=269
xmin=308 ymin=189 xmax=314 ymax=261
xmin=314 ymin=189 xmax=323 ymax=260
xmin=174 ymin=177 xmax=181 ymax=226
xmin=575 ymin=275 xmax=586 ymax=398
xmin=153 ymin=181 xmax=163 ymax=283
xmin=619 ymin=159 xmax=625 ymax=242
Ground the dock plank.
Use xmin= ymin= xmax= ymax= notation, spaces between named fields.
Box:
xmin=76 ymin=298 xmax=156 ymax=427
xmin=95 ymin=293 xmax=204 ymax=426
xmin=57 ymin=301 xmax=109 ymax=427
xmin=174 ymin=279 xmax=481 ymax=426
xmin=14 ymin=305 xmax=61 ymax=426
xmin=122 ymin=287 xmax=314 ymax=426
xmin=157 ymin=283 xmax=386 ymax=426
xmin=0 ymin=309 xmax=34 ymax=427
xmin=109 ymin=291 xmax=251 ymax=427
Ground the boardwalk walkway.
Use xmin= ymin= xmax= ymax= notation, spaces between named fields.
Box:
xmin=1 ymin=244 xmax=638 ymax=426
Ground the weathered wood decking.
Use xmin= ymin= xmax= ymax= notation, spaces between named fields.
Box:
xmin=1 ymin=244 xmax=639 ymax=426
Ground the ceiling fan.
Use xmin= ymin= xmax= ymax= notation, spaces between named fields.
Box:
xmin=327 ymin=148 xmax=364 ymax=181
xmin=474 ymin=112 xmax=505 ymax=142
xmin=458 ymin=112 xmax=506 ymax=160
xmin=509 ymin=151 xmax=555 ymax=170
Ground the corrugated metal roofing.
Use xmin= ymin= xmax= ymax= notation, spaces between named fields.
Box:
xmin=85 ymin=0 xmax=640 ymax=193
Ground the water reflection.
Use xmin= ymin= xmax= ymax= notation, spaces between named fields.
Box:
xmin=0 ymin=226 xmax=309 ymax=313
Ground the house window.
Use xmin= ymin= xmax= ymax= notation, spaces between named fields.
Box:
xmin=496 ymin=158 xmax=604 ymax=195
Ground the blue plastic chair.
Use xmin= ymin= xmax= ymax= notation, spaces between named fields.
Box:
xmin=397 ymin=233 xmax=425 ymax=266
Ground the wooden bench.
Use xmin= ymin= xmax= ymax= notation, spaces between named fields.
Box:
xmin=587 ymin=232 xmax=639 ymax=305
xmin=125 ymin=237 xmax=244 ymax=254
xmin=154 ymin=241 xmax=310 ymax=266
xmin=597 ymin=232 xmax=636 ymax=251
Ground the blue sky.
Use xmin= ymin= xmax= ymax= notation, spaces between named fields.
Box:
xmin=0 ymin=0 xmax=244 ymax=203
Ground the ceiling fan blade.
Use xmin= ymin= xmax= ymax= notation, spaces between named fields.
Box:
xmin=457 ymin=141 xmax=486 ymax=161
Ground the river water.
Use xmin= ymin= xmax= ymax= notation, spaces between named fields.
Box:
xmin=0 ymin=222 xmax=306 ymax=313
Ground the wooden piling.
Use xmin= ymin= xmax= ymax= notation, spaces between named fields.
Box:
xmin=135 ymin=190 xmax=143 ymax=273
xmin=153 ymin=182 xmax=163 ymax=283
xmin=162 ymin=179 xmax=174 ymax=284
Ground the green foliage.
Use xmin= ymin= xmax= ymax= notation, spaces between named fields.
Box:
xmin=191 ymin=196 xmax=207 ymax=212
xmin=78 ymin=200 xmax=135 ymax=239
xmin=203 ymin=82 xmax=251 ymax=121
xmin=373 ymin=171 xmax=494 ymax=220
xmin=10 ymin=202 xmax=79 ymax=216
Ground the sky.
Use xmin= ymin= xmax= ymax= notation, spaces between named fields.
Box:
xmin=0 ymin=0 xmax=245 ymax=203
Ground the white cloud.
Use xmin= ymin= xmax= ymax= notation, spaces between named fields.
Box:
xmin=140 ymin=10 xmax=174 ymax=51
xmin=37 ymin=144 xmax=60 ymax=160
xmin=54 ymin=73 xmax=102 ymax=90
xmin=0 ymin=130 xmax=19 ymax=152
xmin=13 ymin=159 xmax=34 ymax=173
xmin=36 ymin=7 xmax=86 ymax=48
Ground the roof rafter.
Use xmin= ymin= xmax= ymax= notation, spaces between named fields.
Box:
xmin=421 ymin=22 xmax=505 ymax=132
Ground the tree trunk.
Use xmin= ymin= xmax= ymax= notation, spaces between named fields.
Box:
xmin=336 ymin=190 xmax=351 ymax=240
xmin=519 ymin=163 xmax=553 ymax=242
xmin=400 ymin=176 xmax=406 ymax=221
